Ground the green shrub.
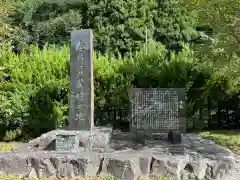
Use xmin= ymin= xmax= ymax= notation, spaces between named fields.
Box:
xmin=26 ymin=82 xmax=69 ymax=137
xmin=0 ymin=41 xmax=238 ymax=139
xmin=0 ymin=44 xmax=69 ymax=139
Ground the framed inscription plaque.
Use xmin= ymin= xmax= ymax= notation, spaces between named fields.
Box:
xmin=55 ymin=135 xmax=76 ymax=151
xmin=128 ymin=88 xmax=186 ymax=133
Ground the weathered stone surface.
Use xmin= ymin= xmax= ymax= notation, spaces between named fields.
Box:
xmin=1 ymin=133 xmax=236 ymax=180
xmin=14 ymin=127 xmax=113 ymax=152
xmin=69 ymin=29 xmax=94 ymax=131
xmin=104 ymin=155 xmax=142 ymax=180
xmin=186 ymin=152 xmax=207 ymax=179
xmin=0 ymin=152 xmax=30 ymax=177
xmin=151 ymin=154 xmax=188 ymax=179
xmin=139 ymin=157 xmax=151 ymax=176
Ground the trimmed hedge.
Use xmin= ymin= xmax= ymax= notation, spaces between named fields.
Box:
xmin=0 ymin=41 xmax=238 ymax=139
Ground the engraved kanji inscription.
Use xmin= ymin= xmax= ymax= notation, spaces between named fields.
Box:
xmin=76 ymin=92 xmax=84 ymax=101
xmin=129 ymin=88 xmax=185 ymax=133
xmin=56 ymin=135 xmax=76 ymax=151
xmin=76 ymin=111 xmax=84 ymax=121
xmin=68 ymin=29 xmax=94 ymax=130
xmin=76 ymin=40 xmax=87 ymax=52
xmin=76 ymin=78 xmax=84 ymax=89
xmin=76 ymin=40 xmax=87 ymax=63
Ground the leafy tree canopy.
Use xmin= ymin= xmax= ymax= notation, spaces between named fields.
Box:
xmin=7 ymin=0 xmax=197 ymax=55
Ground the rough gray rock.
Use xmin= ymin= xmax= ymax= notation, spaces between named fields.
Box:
xmin=227 ymin=155 xmax=240 ymax=180
xmin=0 ymin=132 xmax=236 ymax=180
xmin=14 ymin=127 xmax=113 ymax=152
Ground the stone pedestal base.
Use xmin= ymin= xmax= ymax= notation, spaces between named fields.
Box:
xmin=35 ymin=126 xmax=113 ymax=151
xmin=8 ymin=132 xmax=235 ymax=180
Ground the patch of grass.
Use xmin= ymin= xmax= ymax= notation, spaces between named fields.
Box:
xmin=0 ymin=174 xmax=114 ymax=180
xmin=138 ymin=177 xmax=171 ymax=180
xmin=0 ymin=173 xmax=25 ymax=180
xmin=0 ymin=142 xmax=21 ymax=152
xmin=0 ymin=175 xmax=171 ymax=180
xmin=45 ymin=177 xmax=114 ymax=180
xmin=199 ymin=130 xmax=240 ymax=153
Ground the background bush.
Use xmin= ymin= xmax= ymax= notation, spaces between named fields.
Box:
xmin=1 ymin=41 xmax=240 ymax=139
xmin=0 ymin=45 xmax=69 ymax=139
xmin=5 ymin=0 xmax=196 ymax=56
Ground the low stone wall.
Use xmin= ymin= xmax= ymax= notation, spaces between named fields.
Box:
xmin=0 ymin=132 xmax=235 ymax=180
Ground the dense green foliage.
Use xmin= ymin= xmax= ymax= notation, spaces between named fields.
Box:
xmin=3 ymin=0 xmax=196 ymax=55
xmin=185 ymin=0 xmax=240 ymax=63
xmin=0 ymin=0 xmax=14 ymax=46
xmin=0 ymin=45 xmax=70 ymax=138
xmin=0 ymin=41 xmax=239 ymax=139
xmin=153 ymin=0 xmax=196 ymax=51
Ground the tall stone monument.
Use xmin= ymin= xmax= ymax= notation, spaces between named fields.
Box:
xmin=68 ymin=29 xmax=94 ymax=131
xmin=49 ymin=29 xmax=112 ymax=151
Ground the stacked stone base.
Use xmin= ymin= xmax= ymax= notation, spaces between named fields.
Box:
xmin=0 ymin=132 xmax=236 ymax=180
xmin=15 ymin=126 xmax=113 ymax=152
xmin=0 ymin=149 xmax=234 ymax=180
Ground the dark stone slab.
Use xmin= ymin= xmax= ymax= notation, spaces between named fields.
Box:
xmin=168 ymin=130 xmax=182 ymax=144
xmin=68 ymin=29 xmax=94 ymax=131
xmin=128 ymin=88 xmax=186 ymax=134
xmin=135 ymin=130 xmax=145 ymax=145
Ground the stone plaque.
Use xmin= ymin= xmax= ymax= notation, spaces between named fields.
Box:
xmin=68 ymin=29 xmax=94 ymax=131
xmin=128 ymin=88 xmax=186 ymax=133
xmin=55 ymin=135 xmax=76 ymax=151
